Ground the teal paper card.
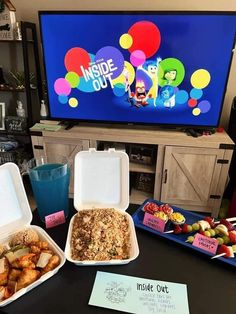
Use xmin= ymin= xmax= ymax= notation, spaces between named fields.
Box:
xmin=89 ymin=271 xmax=189 ymax=314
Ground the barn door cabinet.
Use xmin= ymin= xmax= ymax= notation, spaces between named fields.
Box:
xmin=160 ymin=146 xmax=233 ymax=217
xmin=31 ymin=124 xmax=234 ymax=217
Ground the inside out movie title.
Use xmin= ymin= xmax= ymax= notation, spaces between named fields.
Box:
xmin=80 ymin=58 xmax=117 ymax=91
xmin=137 ymin=282 xmax=169 ymax=293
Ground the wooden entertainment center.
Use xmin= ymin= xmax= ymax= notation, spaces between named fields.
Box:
xmin=31 ymin=124 xmax=234 ymax=217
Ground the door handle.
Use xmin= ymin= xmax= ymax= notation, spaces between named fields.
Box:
xmin=33 ymin=145 xmax=44 ymax=150
xmin=163 ymin=169 xmax=167 ymax=183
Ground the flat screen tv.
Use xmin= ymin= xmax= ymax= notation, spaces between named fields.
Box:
xmin=39 ymin=11 xmax=236 ymax=128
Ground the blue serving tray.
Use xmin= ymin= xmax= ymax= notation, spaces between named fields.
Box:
xmin=132 ymin=198 xmax=236 ymax=267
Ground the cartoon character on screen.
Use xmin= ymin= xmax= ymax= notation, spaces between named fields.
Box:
xmin=163 ymin=69 xmax=177 ymax=85
xmin=131 ymin=80 xmax=151 ymax=107
xmin=123 ymin=65 xmax=132 ymax=101
xmin=139 ymin=57 xmax=162 ymax=107
xmin=159 ymin=85 xmax=176 ymax=108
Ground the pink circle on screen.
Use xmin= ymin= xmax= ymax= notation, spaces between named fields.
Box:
xmin=54 ymin=78 xmax=71 ymax=96
xmin=130 ymin=50 xmax=146 ymax=67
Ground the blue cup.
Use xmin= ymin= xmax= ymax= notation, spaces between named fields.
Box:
xmin=27 ymin=155 xmax=70 ymax=222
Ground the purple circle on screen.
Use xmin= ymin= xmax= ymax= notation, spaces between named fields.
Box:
xmin=95 ymin=46 xmax=124 ymax=80
xmin=198 ymin=100 xmax=211 ymax=113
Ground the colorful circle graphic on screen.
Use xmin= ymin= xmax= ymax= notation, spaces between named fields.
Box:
xmin=112 ymin=61 xmax=135 ymax=86
xmin=198 ymin=100 xmax=211 ymax=113
xmin=188 ymin=98 xmax=197 ymax=107
xmin=65 ymin=72 xmax=80 ymax=88
xmin=128 ymin=21 xmax=161 ymax=58
xmin=119 ymin=33 xmax=133 ymax=49
xmin=95 ymin=46 xmax=124 ymax=79
xmin=77 ymin=76 xmax=97 ymax=93
xmin=175 ymin=90 xmax=189 ymax=104
xmin=158 ymin=58 xmax=185 ymax=87
xmin=130 ymin=50 xmax=146 ymax=67
xmin=77 ymin=53 xmax=96 ymax=93
xmin=58 ymin=95 xmax=68 ymax=104
xmin=190 ymin=88 xmax=203 ymax=100
xmin=64 ymin=47 xmax=91 ymax=77
xmin=192 ymin=108 xmax=201 ymax=116
xmin=191 ymin=69 xmax=211 ymax=89
xmin=113 ymin=83 xmax=126 ymax=97
xmin=69 ymin=97 xmax=78 ymax=108
xmin=54 ymin=78 xmax=71 ymax=96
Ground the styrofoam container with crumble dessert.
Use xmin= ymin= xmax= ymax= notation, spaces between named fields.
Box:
xmin=64 ymin=148 xmax=139 ymax=266
xmin=0 ymin=163 xmax=65 ymax=307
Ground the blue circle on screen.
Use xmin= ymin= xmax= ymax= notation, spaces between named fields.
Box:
xmin=175 ymin=90 xmax=189 ymax=104
xmin=190 ymin=88 xmax=203 ymax=100
xmin=58 ymin=95 xmax=68 ymax=104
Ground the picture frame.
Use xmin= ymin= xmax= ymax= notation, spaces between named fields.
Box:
xmin=0 ymin=0 xmax=16 ymax=40
xmin=134 ymin=173 xmax=155 ymax=193
xmin=128 ymin=144 xmax=156 ymax=165
xmin=0 ymin=102 xmax=5 ymax=130
xmin=5 ymin=115 xmax=27 ymax=133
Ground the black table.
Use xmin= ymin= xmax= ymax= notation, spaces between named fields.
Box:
xmin=2 ymin=205 xmax=236 ymax=314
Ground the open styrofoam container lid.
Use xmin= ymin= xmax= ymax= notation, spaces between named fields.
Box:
xmin=0 ymin=163 xmax=32 ymax=239
xmin=74 ymin=148 xmax=129 ymax=212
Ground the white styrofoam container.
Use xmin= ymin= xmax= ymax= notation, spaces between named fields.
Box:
xmin=65 ymin=148 xmax=139 ymax=266
xmin=0 ymin=163 xmax=66 ymax=307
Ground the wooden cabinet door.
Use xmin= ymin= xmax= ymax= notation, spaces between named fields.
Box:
xmin=43 ymin=137 xmax=89 ymax=195
xmin=160 ymin=146 xmax=224 ymax=209
xmin=31 ymin=135 xmax=44 ymax=159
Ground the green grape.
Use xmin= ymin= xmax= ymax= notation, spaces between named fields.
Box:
xmin=192 ymin=223 xmax=200 ymax=231
xmin=216 ymin=237 xmax=224 ymax=245
xmin=214 ymin=228 xmax=219 ymax=235
xmin=208 ymin=229 xmax=216 ymax=237
xmin=187 ymin=225 xmax=193 ymax=233
xmin=186 ymin=236 xmax=195 ymax=243
xmin=222 ymin=235 xmax=230 ymax=245
xmin=204 ymin=231 xmax=211 ymax=237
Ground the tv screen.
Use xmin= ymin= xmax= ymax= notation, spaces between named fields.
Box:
xmin=39 ymin=11 xmax=236 ymax=128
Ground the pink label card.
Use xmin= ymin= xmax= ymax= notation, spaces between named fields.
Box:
xmin=193 ymin=233 xmax=218 ymax=254
xmin=45 ymin=210 xmax=66 ymax=229
xmin=143 ymin=212 xmax=166 ymax=233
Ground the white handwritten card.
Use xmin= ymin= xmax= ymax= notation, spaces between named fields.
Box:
xmin=89 ymin=271 xmax=189 ymax=314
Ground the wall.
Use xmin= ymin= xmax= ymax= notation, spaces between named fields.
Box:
xmin=12 ymin=0 xmax=236 ymax=128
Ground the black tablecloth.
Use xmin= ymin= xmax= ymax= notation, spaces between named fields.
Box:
xmin=2 ymin=204 xmax=236 ymax=314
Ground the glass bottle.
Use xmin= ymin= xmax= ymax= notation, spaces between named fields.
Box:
xmin=40 ymin=100 xmax=48 ymax=118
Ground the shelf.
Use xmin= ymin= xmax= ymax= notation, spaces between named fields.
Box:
xmin=0 ymin=87 xmax=37 ymax=92
xmin=0 ymin=130 xmax=29 ymax=137
xmin=130 ymin=188 xmax=152 ymax=205
xmin=129 ymin=162 xmax=155 ymax=174
xmin=0 ymin=39 xmax=34 ymax=43
xmin=0 ymin=22 xmax=43 ymax=129
xmin=0 ymin=87 xmax=25 ymax=92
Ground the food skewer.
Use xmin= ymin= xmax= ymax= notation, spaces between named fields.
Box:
xmin=218 ymin=217 xmax=236 ymax=222
xmin=211 ymin=253 xmax=226 ymax=259
xmin=165 ymin=220 xmax=236 ymax=235
xmin=211 ymin=244 xmax=236 ymax=259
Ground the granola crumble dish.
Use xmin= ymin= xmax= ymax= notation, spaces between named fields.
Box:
xmin=70 ymin=208 xmax=131 ymax=261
